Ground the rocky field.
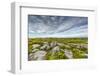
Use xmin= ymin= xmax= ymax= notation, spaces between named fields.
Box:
xmin=28 ymin=38 xmax=88 ymax=61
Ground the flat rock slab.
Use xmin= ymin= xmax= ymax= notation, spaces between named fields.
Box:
xmin=29 ymin=51 xmax=47 ymax=60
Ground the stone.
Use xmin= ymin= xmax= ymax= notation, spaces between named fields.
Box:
xmin=32 ymin=49 xmax=39 ymax=53
xmin=32 ymin=44 xmax=40 ymax=49
xmin=43 ymin=42 xmax=48 ymax=44
xmin=64 ymin=50 xmax=73 ymax=59
xmin=81 ymin=53 xmax=88 ymax=57
xmin=76 ymin=44 xmax=87 ymax=49
xmin=28 ymin=53 xmax=34 ymax=61
xmin=33 ymin=51 xmax=47 ymax=60
xmin=57 ymin=43 xmax=65 ymax=46
xmin=40 ymin=44 xmax=50 ymax=50
xmin=50 ymin=41 xmax=58 ymax=48
xmin=51 ymin=46 xmax=60 ymax=54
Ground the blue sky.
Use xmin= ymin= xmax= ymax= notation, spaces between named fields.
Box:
xmin=28 ymin=15 xmax=88 ymax=38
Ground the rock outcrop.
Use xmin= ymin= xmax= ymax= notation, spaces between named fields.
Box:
xmin=28 ymin=41 xmax=88 ymax=60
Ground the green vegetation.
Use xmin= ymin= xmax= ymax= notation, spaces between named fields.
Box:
xmin=28 ymin=38 xmax=88 ymax=60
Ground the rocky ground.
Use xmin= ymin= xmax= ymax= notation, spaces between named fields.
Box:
xmin=28 ymin=41 xmax=88 ymax=61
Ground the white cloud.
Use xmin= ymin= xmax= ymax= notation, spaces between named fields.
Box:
xmin=28 ymin=15 xmax=88 ymax=38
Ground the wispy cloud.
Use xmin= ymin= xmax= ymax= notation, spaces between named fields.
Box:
xmin=28 ymin=15 xmax=88 ymax=38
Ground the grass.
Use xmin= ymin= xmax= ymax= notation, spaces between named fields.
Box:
xmin=28 ymin=37 xmax=88 ymax=60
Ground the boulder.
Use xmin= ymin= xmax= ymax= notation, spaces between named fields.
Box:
xmin=28 ymin=53 xmax=34 ymax=61
xmin=57 ymin=43 xmax=65 ymax=46
xmin=64 ymin=50 xmax=73 ymax=59
xmin=51 ymin=46 xmax=60 ymax=54
xmin=43 ymin=42 xmax=48 ymax=44
xmin=50 ymin=41 xmax=58 ymax=48
xmin=81 ymin=53 xmax=88 ymax=57
xmin=32 ymin=49 xmax=39 ymax=53
xmin=32 ymin=44 xmax=40 ymax=49
xmin=40 ymin=44 xmax=50 ymax=50
xmin=33 ymin=51 xmax=47 ymax=60
xmin=76 ymin=44 xmax=87 ymax=49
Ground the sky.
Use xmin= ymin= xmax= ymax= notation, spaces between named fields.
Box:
xmin=28 ymin=15 xmax=88 ymax=38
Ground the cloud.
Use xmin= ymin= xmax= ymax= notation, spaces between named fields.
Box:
xmin=28 ymin=15 xmax=88 ymax=38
